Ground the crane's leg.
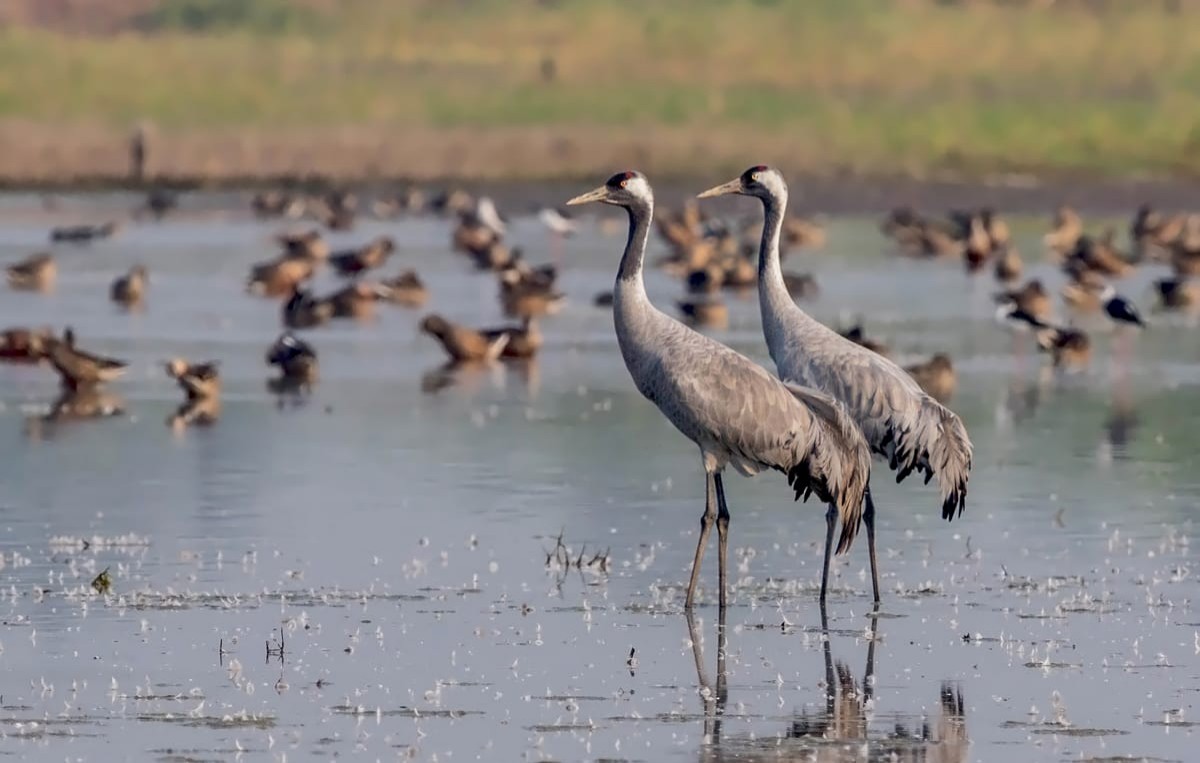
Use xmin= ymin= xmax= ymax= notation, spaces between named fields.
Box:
xmin=864 ymin=486 xmax=882 ymax=604
xmin=819 ymin=504 xmax=836 ymax=604
xmin=685 ymin=472 xmax=719 ymax=610
xmin=714 ymin=473 xmax=731 ymax=611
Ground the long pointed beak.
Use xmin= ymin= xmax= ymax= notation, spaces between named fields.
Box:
xmin=697 ymin=178 xmax=743 ymax=199
xmin=566 ymin=186 xmax=609 ymax=206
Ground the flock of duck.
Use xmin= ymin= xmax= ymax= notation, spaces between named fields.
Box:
xmin=0 ymin=166 xmax=1188 ymax=604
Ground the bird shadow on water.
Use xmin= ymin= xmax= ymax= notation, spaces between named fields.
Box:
xmin=689 ymin=607 xmax=969 ymax=762
xmin=23 ymin=385 xmax=125 ymax=440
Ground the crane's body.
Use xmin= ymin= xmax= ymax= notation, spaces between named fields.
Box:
xmin=569 ymin=171 xmax=871 ymax=609
xmin=700 ymin=167 xmax=973 ymax=603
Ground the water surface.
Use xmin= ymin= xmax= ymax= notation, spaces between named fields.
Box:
xmin=0 ymin=194 xmax=1196 ymax=761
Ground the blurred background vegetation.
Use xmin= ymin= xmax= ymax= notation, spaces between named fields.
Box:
xmin=1 ymin=0 xmax=1199 ymax=182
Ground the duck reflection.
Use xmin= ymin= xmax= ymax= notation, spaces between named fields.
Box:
xmin=420 ymin=357 xmax=540 ymax=398
xmin=25 ymin=385 xmax=125 ymax=439
xmin=690 ymin=606 xmax=968 ymax=762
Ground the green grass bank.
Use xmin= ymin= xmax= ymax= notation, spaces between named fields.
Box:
xmin=1 ymin=0 xmax=1199 ymax=183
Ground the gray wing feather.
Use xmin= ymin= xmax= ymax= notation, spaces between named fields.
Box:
xmin=630 ymin=318 xmax=871 ymax=549
xmin=770 ymin=321 xmax=973 ymax=520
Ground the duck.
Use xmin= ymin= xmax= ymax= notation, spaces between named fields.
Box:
xmin=50 ymin=221 xmax=120 ymax=243
xmin=1154 ymin=278 xmax=1200 ymax=312
xmin=43 ymin=328 xmax=128 ymax=389
xmin=1131 ymin=203 xmax=1186 ymax=261
xmin=498 ymin=267 xmax=565 ymax=318
xmin=0 ymin=327 xmax=53 ymax=364
xmin=593 ymin=291 xmax=614 ymax=307
xmin=992 ymin=245 xmax=1023 ymax=283
xmin=782 ymin=271 xmax=820 ymax=301
xmin=466 ymin=241 xmax=520 ymax=271
xmin=252 ymin=190 xmax=305 ymax=219
xmin=380 ymin=270 xmax=428 ymax=308
xmin=165 ymin=358 xmax=221 ymax=401
xmin=282 ymin=286 xmax=334 ymax=329
xmin=430 ymin=188 xmax=475 ymax=217
xmin=7 ymin=252 xmax=56 ymax=291
xmin=963 ymin=213 xmax=994 ymax=274
xmin=110 ymin=264 xmax=148 ymax=308
xmin=685 ymin=265 xmax=723 ymax=294
xmin=453 ymin=204 xmax=504 ymax=256
xmin=676 ymin=296 xmax=729 ymax=329
xmin=246 ymin=256 xmax=315 ymax=298
xmin=276 ymin=229 xmax=329 ymax=261
xmin=1036 ymin=326 xmax=1091 ymax=371
xmin=266 ymin=333 xmax=318 ymax=389
xmin=718 ymin=253 xmax=756 ymax=290
xmin=1060 ymin=269 xmax=1110 ymax=314
xmin=838 ymin=323 xmax=890 ymax=357
xmin=1101 ymin=286 xmax=1146 ymax=329
xmin=491 ymin=316 xmax=542 ymax=359
xmin=419 ymin=314 xmax=510 ymax=363
xmin=994 ymin=279 xmax=1053 ymax=325
xmin=329 ymin=236 xmax=395 ymax=277
xmin=1044 ymin=204 xmax=1083 ymax=258
xmin=904 ymin=353 xmax=956 ymax=402
xmin=1065 ymin=230 xmax=1133 ymax=278
xmin=326 ymin=282 xmax=392 ymax=320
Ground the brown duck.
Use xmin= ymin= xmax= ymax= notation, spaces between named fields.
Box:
xmin=247 ymin=257 xmax=315 ymax=298
xmin=165 ymin=358 xmax=221 ymax=401
xmin=327 ymin=282 xmax=392 ymax=320
xmin=1044 ymin=204 xmax=1083 ymax=258
xmin=498 ymin=267 xmax=565 ymax=319
xmin=419 ymin=314 xmax=511 ymax=363
xmin=7 ymin=252 xmax=56 ymax=292
xmin=110 ymin=264 xmax=148 ymax=307
xmin=329 ymin=236 xmax=395 ymax=277
xmin=282 ymin=287 xmax=334 ymax=329
xmin=1154 ymin=278 xmax=1200 ymax=312
xmin=380 ymin=270 xmax=428 ymax=308
xmin=995 ymin=279 xmax=1053 ymax=325
xmin=0 ymin=327 xmax=53 ymax=364
xmin=43 ymin=328 xmax=128 ymax=389
xmin=904 ymin=353 xmax=956 ymax=402
xmin=677 ymin=296 xmax=729 ymax=330
xmin=276 ymin=229 xmax=329 ymax=261
xmin=1036 ymin=326 xmax=1091 ymax=371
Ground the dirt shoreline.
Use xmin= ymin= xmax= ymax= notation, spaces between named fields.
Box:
xmin=3 ymin=123 xmax=1200 ymax=214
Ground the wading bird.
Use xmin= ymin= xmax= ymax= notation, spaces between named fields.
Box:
xmin=568 ymin=171 xmax=871 ymax=610
xmin=700 ymin=166 xmax=972 ymax=604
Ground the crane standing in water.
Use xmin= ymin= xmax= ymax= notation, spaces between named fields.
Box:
xmin=567 ymin=171 xmax=872 ymax=610
xmin=700 ymin=166 xmax=974 ymax=604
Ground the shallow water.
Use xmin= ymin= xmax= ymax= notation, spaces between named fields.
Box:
xmin=0 ymin=193 xmax=1197 ymax=762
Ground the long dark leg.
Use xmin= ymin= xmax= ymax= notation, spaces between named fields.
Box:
xmin=685 ymin=472 xmax=718 ymax=610
xmin=864 ymin=486 xmax=882 ymax=604
xmin=820 ymin=504 xmax=836 ymax=604
xmin=714 ymin=473 xmax=731 ymax=611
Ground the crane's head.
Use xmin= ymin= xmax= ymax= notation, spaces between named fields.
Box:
xmin=566 ymin=171 xmax=652 ymax=208
xmin=697 ymin=165 xmax=787 ymax=202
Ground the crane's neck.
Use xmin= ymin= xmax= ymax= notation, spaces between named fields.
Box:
xmin=756 ymin=192 xmax=799 ymax=319
xmin=615 ymin=201 xmax=652 ymax=293
xmin=613 ymin=200 xmax=657 ymax=356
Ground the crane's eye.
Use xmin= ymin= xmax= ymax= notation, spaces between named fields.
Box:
xmin=619 ymin=180 xmax=628 ymax=188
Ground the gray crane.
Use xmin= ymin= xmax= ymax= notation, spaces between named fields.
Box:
xmin=699 ymin=166 xmax=974 ymax=604
xmin=567 ymin=171 xmax=872 ymax=610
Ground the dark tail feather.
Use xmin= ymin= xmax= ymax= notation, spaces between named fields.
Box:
xmin=835 ymin=479 xmax=869 ymax=555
